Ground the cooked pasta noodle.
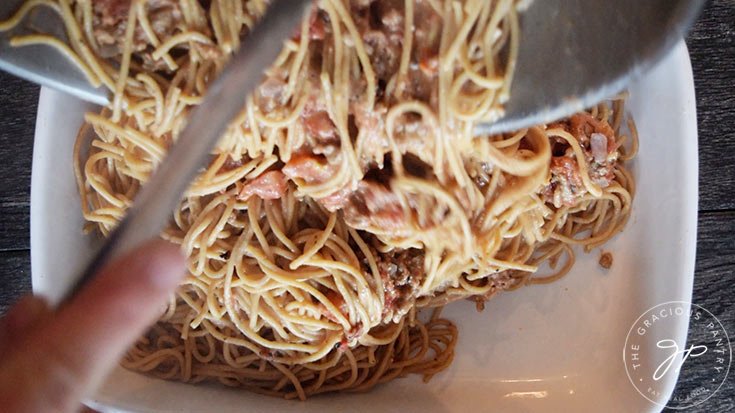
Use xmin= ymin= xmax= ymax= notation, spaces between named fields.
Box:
xmin=2 ymin=0 xmax=635 ymax=399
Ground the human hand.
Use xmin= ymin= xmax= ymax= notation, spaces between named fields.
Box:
xmin=0 ymin=240 xmax=186 ymax=413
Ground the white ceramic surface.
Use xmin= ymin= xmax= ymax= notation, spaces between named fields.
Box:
xmin=30 ymin=41 xmax=698 ymax=413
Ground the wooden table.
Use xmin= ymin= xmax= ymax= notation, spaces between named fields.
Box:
xmin=0 ymin=2 xmax=732 ymax=411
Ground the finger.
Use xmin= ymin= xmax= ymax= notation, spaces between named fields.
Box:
xmin=49 ymin=239 xmax=186 ymax=386
xmin=0 ymin=295 xmax=51 ymax=354
xmin=1 ymin=239 xmax=185 ymax=412
xmin=5 ymin=295 xmax=50 ymax=333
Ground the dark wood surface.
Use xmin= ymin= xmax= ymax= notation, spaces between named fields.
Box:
xmin=0 ymin=1 xmax=732 ymax=411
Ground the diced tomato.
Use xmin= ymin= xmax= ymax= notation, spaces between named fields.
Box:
xmin=282 ymin=154 xmax=336 ymax=184
xmin=303 ymin=110 xmax=337 ymax=143
xmin=309 ymin=10 xmax=326 ymax=40
xmin=237 ymin=171 xmax=288 ymax=201
xmin=418 ymin=48 xmax=439 ymax=76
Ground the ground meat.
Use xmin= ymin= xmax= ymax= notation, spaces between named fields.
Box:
xmin=93 ymin=0 xmax=185 ymax=70
xmin=92 ymin=0 xmax=224 ymax=71
xmin=402 ymin=64 xmax=437 ymax=105
xmin=95 ymin=0 xmax=129 ymax=25
xmin=352 ymin=101 xmax=388 ymax=166
xmin=599 ymin=251 xmax=613 ymax=269
xmin=237 ymin=171 xmax=288 ymax=201
xmin=352 ymin=99 xmax=435 ymax=171
xmin=543 ymin=113 xmax=620 ymax=207
xmin=375 ymin=248 xmax=425 ymax=323
xmin=395 ymin=115 xmax=437 ymax=166
xmin=342 ymin=180 xmax=406 ymax=233
xmin=586 ymin=148 xmax=616 ymax=188
xmin=544 ymin=156 xmax=585 ymax=207
xmin=217 ymin=155 xmax=243 ymax=173
xmin=419 ymin=272 xmax=513 ymax=309
xmin=93 ymin=0 xmax=142 ymax=56
xmin=398 ymin=2 xmax=442 ymax=104
xmin=256 ymin=75 xmax=288 ymax=113
xmin=413 ymin=2 xmax=442 ymax=52
xmin=302 ymin=109 xmax=339 ymax=155
xmin=469 ymin=271 xmax=513 ymax=306
xmin=351 ymin=0 xmax=404 ymax=81
xmin=294 ymin=79 xmax=342 ymax=156
xmin=362 ymin=31 xmax=400 ymax=80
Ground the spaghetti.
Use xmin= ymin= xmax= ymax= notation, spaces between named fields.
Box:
xmin=2 ymin=0 xmax=636 ymax=399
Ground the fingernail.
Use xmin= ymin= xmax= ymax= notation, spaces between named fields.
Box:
xmin=136 ymin=240 xmax=187 ymax=290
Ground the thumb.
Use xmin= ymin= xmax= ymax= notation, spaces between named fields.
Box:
xmin=0 ymin=239 xmax=185 ymax=412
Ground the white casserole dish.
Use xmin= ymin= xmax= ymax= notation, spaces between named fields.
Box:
xmin=30 ymin=41 xmax=698 ymax=412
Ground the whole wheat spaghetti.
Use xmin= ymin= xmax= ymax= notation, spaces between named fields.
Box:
xmin=2 ymin=0 xmax=636 ymax=399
